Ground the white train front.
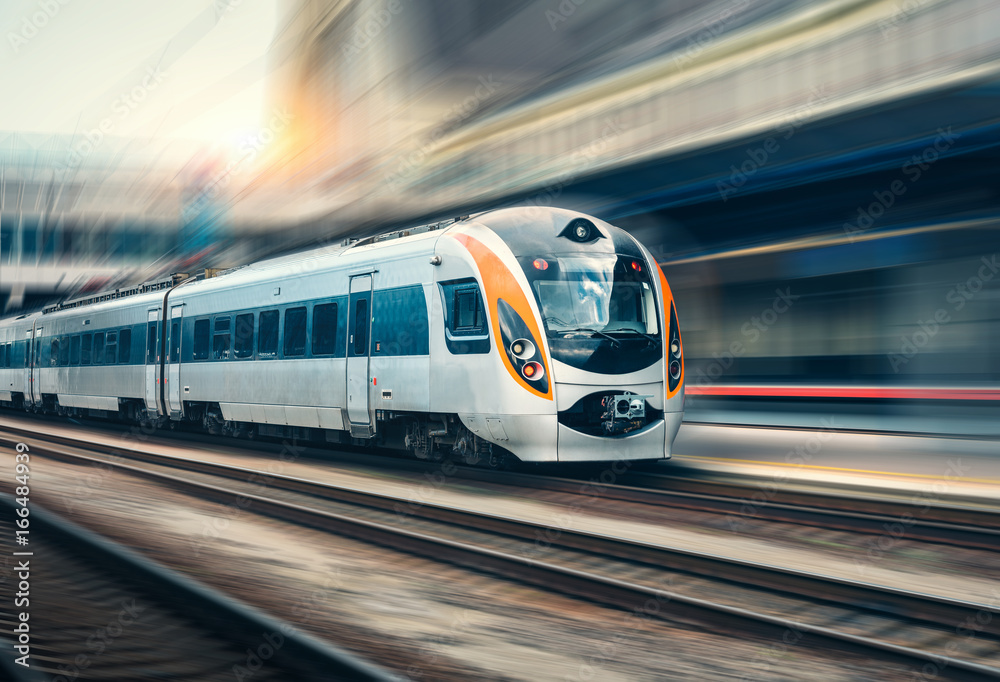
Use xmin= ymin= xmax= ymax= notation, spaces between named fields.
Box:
xmin=0 ymin=207 xmax=685 ymax=465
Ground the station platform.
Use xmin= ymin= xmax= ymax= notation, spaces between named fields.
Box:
xmin=669 ymin=421 xmax=1000 ymax=506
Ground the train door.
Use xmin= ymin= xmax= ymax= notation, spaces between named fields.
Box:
xmin=26 ymin=326 xmax=39 ymax=405
xmin=167 ymin=305 xmax=184 ymax=416
xmin=144 ymin=309 xmax=159 ymax=415
xmin=346 ymin=274 xmax=373 ymax=437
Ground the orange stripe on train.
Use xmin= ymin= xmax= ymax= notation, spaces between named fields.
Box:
xmin=451 ymin=233 xmax=553 ymax=400
xmin=656 ymin=261 xmax=684 ymax=400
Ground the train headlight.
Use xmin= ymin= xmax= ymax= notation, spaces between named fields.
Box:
xmin=510 ymin=339 xmax=535 ymax=359
xmin=497 ymin=298 xmax=549 ymax=394
xmin=559 ymin=218 xmax=603 ymax=243
xmin=667 ymin=302 xmax=683 ymax=393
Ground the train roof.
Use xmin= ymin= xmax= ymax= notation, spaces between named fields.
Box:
xmin=1 ymin=207 xmax=601 ymax=323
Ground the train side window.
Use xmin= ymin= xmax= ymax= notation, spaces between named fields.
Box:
xmin=146 ymin=322 xmax=158 ymax=363
xmin=0 ymin=343 xmax=5 ymax=368
xmin=170 ymin=322 xmax=180 ymax=362
xmin=283 ymin=307 xmax=307 ymax=357
xmin=312 ymin=303 xmax=337 ymax=355
xmin=93 ymin=333 xmax=105 ymax=364
xmin=193 ymin=319 xmax=210 ymax=360
xmin=70 ymin=335 xmax=81 ymax=365
xmin=234 ymin=313 xmax=254 ymax=359
xmin=371 ymin=286 xmax=428 ymax=356
xmin=258 ymin=310 xmax=278 ymax=359
xmin=50 ymin=339 xmax=59 ymax=367
xmin=81 ymin=334 xmax=92 ymax=365
xmin=105 ymin=332 xmax=117 ymax=364
xmin=213 ymin=317 xmax=231 ymax=360
xmin=119 ymin=328 xmax=132 ymax=364
xmin=59 ymin=336 xmax=70 ymax=366
xmin=353 ymin=299 xmax=368 ymax=355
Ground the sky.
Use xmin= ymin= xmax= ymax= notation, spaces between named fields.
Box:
xmin=0 ymin=0 xmax=280 ymax=150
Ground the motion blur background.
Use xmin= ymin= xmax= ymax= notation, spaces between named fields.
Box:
xmin=2 ymin=0 xmax=998 ymax=435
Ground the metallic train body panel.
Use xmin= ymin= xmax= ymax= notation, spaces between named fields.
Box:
xmin=0 ymin=207 xmax=685 ymax=463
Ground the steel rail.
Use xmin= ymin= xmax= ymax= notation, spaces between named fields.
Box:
xmin=10 ymin=430 xmax=1000 ymax=679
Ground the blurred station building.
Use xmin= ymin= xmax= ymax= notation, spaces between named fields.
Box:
xmin=3 ymin=0 xmax=999 ymax=414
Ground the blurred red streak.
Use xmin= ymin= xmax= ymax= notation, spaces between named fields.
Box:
xmin=685 ymin=386 xmax=1000 ymax=401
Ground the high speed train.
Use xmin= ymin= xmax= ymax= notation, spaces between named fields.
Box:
xmin=0 ymin=207 xmax=684 ymax=466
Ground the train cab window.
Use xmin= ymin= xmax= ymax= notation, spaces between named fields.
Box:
xmin=353 ymin=299 xmax=368 ymax=355
xmin=147 ymin=322 xmax=158 ymax=363
xmin=93 ymin=333 xmax=105 ymax=364
xmin=81 ymin=334 xmax=92 ymax=365
xmin=213 ymin=317 xmax=231 ymax=360
xmin=234 ymin=313 xmax=254 ymax=359
xmin=170 ymin=322 xmax=180 ymax=362
xmin=119 ymin=328 xmax=132 ymax=363
xmin=59 ymin=336 xmax=70 ymax=366
xmin=312 ymin=303 xmax=337 ymax=355
xmin=283 ymin=307 xmax=307 ymax=357
xmin=193 ymin=319 xmax=210 ymax=360
xmin=105 ymin=332 xmax=117 ymax=364
xmin=258 ymin=310 xmax=278 ymax=359
xmin=454 ymin=290 xmax=484 ymax=332
xmin=440 ymin=280 xmax=488 ymax=354
xmin=70 ymin=335 xmax=81 ymax=365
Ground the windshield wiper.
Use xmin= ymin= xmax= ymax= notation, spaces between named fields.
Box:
xmin=606 ymin=327 xmax=658 ymax=344
xmin=557 ymin=327 xmax=620 ymax=348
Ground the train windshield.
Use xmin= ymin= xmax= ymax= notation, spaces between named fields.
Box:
xmin=523 ymin=255 xmax=659 ymax=337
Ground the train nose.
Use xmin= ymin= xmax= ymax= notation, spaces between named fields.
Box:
xmin=553 ymin=381 xmax=677 ymax=462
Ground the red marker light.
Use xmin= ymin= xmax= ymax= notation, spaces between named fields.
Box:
xmin=631 ymin=261 xmax=642 ymax=272
xmin=522 ymin=361 xmax=543 ymax=380
xmin=533 ymin=259 xmax=549 ymax=271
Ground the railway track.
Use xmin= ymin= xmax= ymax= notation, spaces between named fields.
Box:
xmin=3 ymin=413 xmax=999 ymax=551
xmin=8 ymin=425 xmax=1000 ymax=680
xmin=0 ymin=495 xmax=395 ymax=681
xmin=457 ymin=466 xmax=1000 ymax=551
